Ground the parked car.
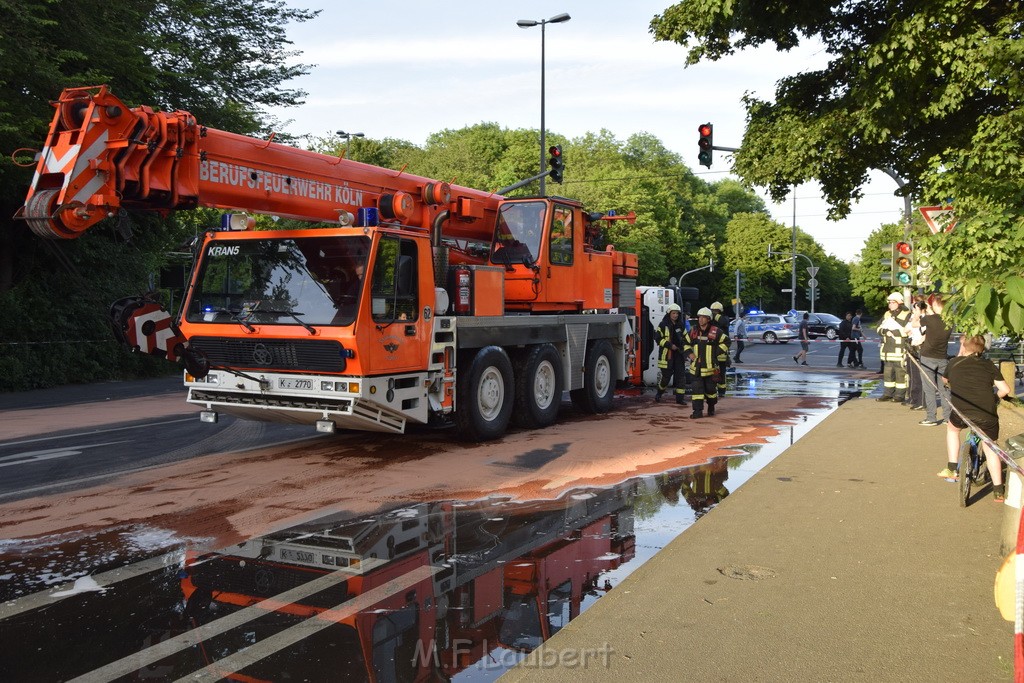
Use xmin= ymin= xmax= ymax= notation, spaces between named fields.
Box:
xmin=792 ymin=311 xmax=844 ymax=340
xmin=733 ymin=313 xmax=800 ymax=344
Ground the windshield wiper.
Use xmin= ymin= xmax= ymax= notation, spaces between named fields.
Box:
xmin=254 ymin=309 xmax=318 ymax=335
xmin=206 ymin=307 xmax=255 ymax=332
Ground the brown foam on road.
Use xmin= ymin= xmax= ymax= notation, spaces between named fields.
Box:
xmin=0 ymin=395 xmax=826 ymax=548
xmin=0 ymin=395 xmax=198 ymax=440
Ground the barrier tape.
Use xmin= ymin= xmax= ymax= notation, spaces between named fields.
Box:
xmin=905 ymin=351 xmax=1024 ymax=681
xmin=904 ymin=352 xmax=1024 ymax=477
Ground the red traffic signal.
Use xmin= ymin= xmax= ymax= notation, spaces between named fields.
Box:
xmin=547 ymin=145 xmax=564 ymax=183
xmin=895 ymin=241 xmax=914 ymax=285
xmin=697 ymin=123 xmax=713 ymax=167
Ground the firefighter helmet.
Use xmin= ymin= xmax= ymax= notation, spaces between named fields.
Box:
xmin=710 ymin=301 xmax=724 ymax=311
xmin=697 ymin=307 xmax=713 ymax=317
xmin=666 ymin=303 xmax=681 ymax=313
xmin=887 ymin=292 xmax=905 ymax=303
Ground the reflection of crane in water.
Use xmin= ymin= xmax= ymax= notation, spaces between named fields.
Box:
xmin=176 ymin=482 xmax=637 ymax=681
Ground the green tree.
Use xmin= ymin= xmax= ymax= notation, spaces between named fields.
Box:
xmin=650 ymin=0 xmax=1024 ymax=333
xmin=0 ymin=0 xmax=316 ymax=390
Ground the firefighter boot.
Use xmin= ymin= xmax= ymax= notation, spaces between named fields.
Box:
xmin=690 ymin=399 xmax=704 ymax=419
xmin=707 ymin=399 xmax=717 ymax=416
xmin=654 ymin=388 xmax=664 ymax=402
xmin=676 ymin=393 xmax=688 ymax=407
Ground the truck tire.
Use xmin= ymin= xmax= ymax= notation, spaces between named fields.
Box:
xmin=456 ymin=346 xmax=514 ymax=441
xmin=570 ymin=340 xmax=615 ymax=414
xmin=512 ymin=344 xmax=563 ymax=429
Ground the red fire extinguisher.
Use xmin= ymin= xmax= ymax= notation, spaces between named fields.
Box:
xmin=454 ymin=267 xmax=471 ymax=315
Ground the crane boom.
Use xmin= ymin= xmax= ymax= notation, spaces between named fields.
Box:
xmin=19 ymin=85 xmax=499 ymax=243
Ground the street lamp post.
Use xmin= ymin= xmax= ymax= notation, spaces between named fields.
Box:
xmin=335 ymin=130 xmax=364 ymax=157
xmin=769 ymin=244 xmax=818 ymax=313
xmin=517 ymin=12 xmax=570 ymax=197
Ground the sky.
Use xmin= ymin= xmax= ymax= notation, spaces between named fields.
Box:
xmin=272 ymin=0 xmax=907 ymax=263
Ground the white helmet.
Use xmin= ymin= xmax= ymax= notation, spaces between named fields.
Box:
xmin=666 ymin=303 xmax=681 ymax=313
xmin=710 ymin=301 xmax=724 ymax=311
xmin=697 ymin=307 xmax=713 ymax=317
xmin=887 ymin=292 xmax=905 ymax=303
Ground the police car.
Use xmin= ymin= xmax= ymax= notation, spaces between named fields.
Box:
xmin=730 ymin=310 xmax=800 ymax=344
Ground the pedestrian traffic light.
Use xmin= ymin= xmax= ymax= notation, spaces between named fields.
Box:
xmin=698 ymin=123 xmax=713 ymax=168
xmin=880 ymin=244 xmax=895 ymax=285
xmin=548 ymin=145 xmax=564 ymax=183
xmin=894 ymin=240 xmax=914 ymax=286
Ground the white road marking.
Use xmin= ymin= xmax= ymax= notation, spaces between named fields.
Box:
xmin=0 ymin=441 xmax=129 ymax=469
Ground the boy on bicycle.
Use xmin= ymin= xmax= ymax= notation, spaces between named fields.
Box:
xmin=937 ymin=335 xmax=1012 ymax=501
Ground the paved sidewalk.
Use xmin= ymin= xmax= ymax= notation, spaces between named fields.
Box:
xmin=502 ymin=397 xmax=1014 ymax=682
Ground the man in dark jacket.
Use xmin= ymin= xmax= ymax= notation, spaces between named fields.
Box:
xmin=837 ymin=312 xmax=855 ymax=367
xmin=655 ymin=303 xmax=688 ymax=405
xmin=709 ymin=301 xmax=731 ymax=397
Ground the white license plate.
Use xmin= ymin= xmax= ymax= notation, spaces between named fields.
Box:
xmin=279 ymin=548 xmax=314 ymax=563
xmin=278 ymin=378 xmax=315 ymax=391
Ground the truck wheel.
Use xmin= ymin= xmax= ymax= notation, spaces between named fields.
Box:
xmin=456 ymin=346 xmax=514 ymax=441
xmin=570 ymin=340 xmax=616 ymax=414
xmin=512 ymin=344 xmax=563 ymax=428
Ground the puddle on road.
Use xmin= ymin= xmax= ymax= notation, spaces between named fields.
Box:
xmin=0 ymin=372 xmax=869 ymax=681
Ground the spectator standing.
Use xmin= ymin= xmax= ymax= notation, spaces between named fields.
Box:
xmin=936 ymin=335 xmax=1011 ymax=501
xmin=733 ymin=316 xmax=747 ymax=364
xmin=905 ymin=297 xmax=928 ymax=408
xmin=793 ymin=312 xmax=810 ymax=366
xmin=654 ymin=303 xmax=688 ymax=406
xmin=851 ymin=308 xmax=865 ymax=368
xmin=876 ymin=292 xmax=911 ymax=402
xmin=917 ymin=294 xmax=952 ymax=426
xmin=837 ymin=312 xmax=855 ymax=367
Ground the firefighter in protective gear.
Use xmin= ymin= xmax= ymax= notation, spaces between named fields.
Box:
xmin=681 ymin=457 xmax=731 ymax=517
xmin=709 ymin=301 xmax=731 ymax=397
xmin=655 ymin=303 xmax=688 ymax=405
xmin=877 ymin=292 xmax=912 ymax=402
xmin=684 ymin=307 xmax=729 ymax=419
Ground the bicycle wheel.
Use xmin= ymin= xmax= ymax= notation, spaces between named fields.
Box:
xmin=958 ymin=439 xmax=974 ymax=507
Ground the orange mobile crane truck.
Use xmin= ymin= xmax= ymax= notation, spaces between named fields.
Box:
xmin=17 ymin=86 xmax=680 ymax=441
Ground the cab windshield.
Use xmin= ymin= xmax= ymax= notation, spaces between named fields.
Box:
xmin=491 ymin=201 xmax=546 ymax=266
xmin=185 ymin=236 xmax=371 ymax=327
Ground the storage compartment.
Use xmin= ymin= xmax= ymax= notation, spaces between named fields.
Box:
xmin=448 ymin=265 xmax=505 ymax=316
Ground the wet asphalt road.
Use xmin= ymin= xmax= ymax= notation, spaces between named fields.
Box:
xmin=0 ymin=364 xmax=874 ymax=682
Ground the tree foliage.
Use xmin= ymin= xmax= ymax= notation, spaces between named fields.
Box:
xmin=651 ymin=0 xmax=1024 ymax=334
xmin=0 ymin=0 xmax=316 ymax=389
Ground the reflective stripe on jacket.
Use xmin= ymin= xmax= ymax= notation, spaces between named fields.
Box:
xmin=657 ymin=314 xmax=686 ymax=369
xmin=684 ymin=323 xmax=728 ymax=377
xmin=878 ymin=308 xmax=911 ymax=361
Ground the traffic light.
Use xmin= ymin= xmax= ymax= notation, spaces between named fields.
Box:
xmin=894 ymin=240 xmax=914 ymax=286
xmin=737 ymin=270 xmax=746 ymax=292
xmin=548 ymin=145 xmax=564 ymax=183
xmin=880 ymin=244 xmax=895 ymax=285
xmin=698 ymin=123 xmax=713 ymax=168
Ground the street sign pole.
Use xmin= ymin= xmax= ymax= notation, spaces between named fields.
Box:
xmin=806 ymin=267 xmax=819 ymax=314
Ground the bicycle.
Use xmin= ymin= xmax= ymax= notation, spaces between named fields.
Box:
xmin=957 ymin=431 xmax=1002 ymax=507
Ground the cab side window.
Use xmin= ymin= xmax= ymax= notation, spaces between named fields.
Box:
xmin=371 ymin=237 xmax=418 ymax=323
xmin=549 ymin=205 xmax=574 ymax=265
